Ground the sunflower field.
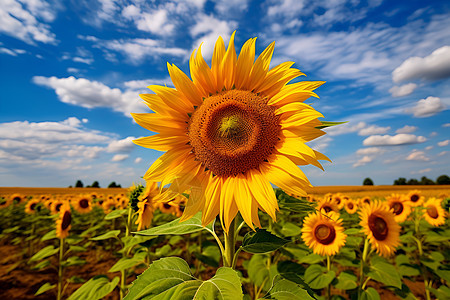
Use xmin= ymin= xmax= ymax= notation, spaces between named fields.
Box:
xmin=0 ymin=185 xmax=449 ymax=300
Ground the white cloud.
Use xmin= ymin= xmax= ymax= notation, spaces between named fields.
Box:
xmin=443 ymin=123 xmax=450 ymax=128
xmin=389 ymin=83 xmax=417 ymax=97
xmin=308 ymin=136 xmax=332 ymax=152
xmin=325 ymin=121 xmax=365 ymax=136
xmin=73 ymin=57 xmax=94 ymax=64
xmin=425 ymin=146 xmax=433 ymax=150
xmin=0 ymin=0 xmax=57 ymax=45
xmin=353 ymin=155 xmax=373 ymax=167
xmin=438 ymin=140 xmax=450 ymax=147
xmin=123 ymin=78 xmax=173 ymax=90
xmin=363 ymin=134 xmax=427 ymax=146
xmin=134 ymin=157 xmax=142 ymax=164
xmin=408 ymin=96 xmax=445 ymax=117
xmin=107 ymin=136 xmax=136 ymax=153
xmin=111 ymin=154 xmax=129 ymax=162
xmin=438 ymin=151 xmax=448 ymax=156
xmin=213 ymin=0 xmax=249 ymax=15
xmin=411 ymin=168 xmax=432 ymax=174
xmin=356 ymin=147 xmax=386 ymax=156
xmin=406 ymin=150 xmax=430 ymax=161
xmin=396 ymin=125 xmax=417 ymax=134
xmin=32 ymin=76 xmax=148 ymax=117
xmin=0 ymin=47 xmax=26 ymax=56
xmin=358 ymin=125 xmax=390 ymax=136
xmin=122 ymin=5 xmax=175 ymax=35
xmin=267 ymin=0 xmax=306 ymax=18
xmin=392 ymin=46 xmax=450 ymax=82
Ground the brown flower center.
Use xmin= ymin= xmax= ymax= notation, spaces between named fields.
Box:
xmin=322 ymin=205 xmax=332 ymax=213
xmin=61 ymin=211 xmax=72 ymax=230
xmin=79 ymin=199 xmax=89 ymax=208
xmin=13 ymin=197 xmax=21 ymax=203
xmin=391 ymin=201 xmax=404 ymax=215
xmin=427 ymin=206 xmax=439 ymax=219
xmin=55 ymin=203 xmax=63 ymax=212
xmin=335 ymin=197 xmax=341 ymax=205
xmin=314 ymin=224 xmax=336 ymax=245
xmin=368 ymin=215 xmax=388 ymax=241
xmin=163 ymin=203 xmax=172 ymax=209
xmin=348 ymin=202 xmax=354 ymax=210
xmin=410 ymin=194 xmax=419 ymax=202
xmin=30 ymin=203 xmax=36 ymax=210
xmin=188 ymin=90 xmax=280 ymax=177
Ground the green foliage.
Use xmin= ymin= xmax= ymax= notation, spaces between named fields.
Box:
xmin=35 ymin=282 xmax=56 ymax=296
xmin=90 ymin=230 xmax=121 ymax=241
xmin=262 ymin=276 xmax=315 ymax=299
xmin=241 ymin=229 xmax=290 ymax=254
xmin=363 ymin=178 xmax=374 ymax=186
xmin=75 ymin=180 xmax=84 ymax=188
xmin=304 ymin=265 xmax=335 ymax=290
xmin=29 ymin=245 xmax=59 ymax=262
xmin=68 ymin=275 xmax=120 ymax=300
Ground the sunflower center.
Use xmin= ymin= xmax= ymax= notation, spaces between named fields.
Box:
xmin=427 ymin=206 xmax=439 ymax=219
xmin=348 ymin=203 xmax=354 ymax=210
xmin=188 ymin=89 xmax=280 ymax=177
xmin=410 ymin=195 xmax=419 ymax=202
xmin=368 ymin=215 xmax=388 ymax=241
xmin=61 ymin=211 xmax=72 ymax=230
xmin=79 ymin=199 xmax=89 ymax=208
xmin=391 ymin=201 xmax=403 ymax=215
xmin=30 ymin=203 xmax=36 ymax=210
xmin=322 ymin=205 xmax=332 ymax=213
xmin=55 ymin=203 xmax=63 ymax=212
xmin=314 ymin=224 xmax=336 ymax=245
xmin=163 ymin=203 xmax=172 ymax=209
xmin=363 ymin=198 xmax=370 ymax=204
xmin=13 ymin=197 xmax=21 ymax=203
xmin=335 ymin=198 xmax=341 ymax=205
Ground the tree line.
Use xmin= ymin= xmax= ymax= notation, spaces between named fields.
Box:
xmin=69 ymin=180 xmax=122 ymax=188
xmin=363 ymin=175 xmax=450 ymax=185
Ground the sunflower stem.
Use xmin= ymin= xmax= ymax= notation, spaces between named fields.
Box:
xmin=326 ymin=256 xmax=331 ymax=300
xmin=57 ymin=238 xmax=64 ymax=300
xmin=358 ymin=238 xmax=370 ymax=298
xmin=224 ymin=218 xmax=236 ymax=268
xmin=125 ymin=205 xmax=132 ymax=237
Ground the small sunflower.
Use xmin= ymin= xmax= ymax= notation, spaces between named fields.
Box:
xmin=332 ymin=193 xmax=345 ymax=210
xmin=316 ymin=198 xmax=339 ymax=214
xmin=359 ymin=201 xmax=400 ymax=257
xmin=302 ymin=211 xmax=347 ymax=256
xmin=56 ymin=203 xmax=72 ymax=239
xmin=0 ymin=197 xmax=12 ymax=209
xmin=407 ymin=190 xmax=424 ymax=207
xmin=135 ymin=200 xmax=154 ymax=231
xmin=386 ymin=194 xmax=411 ymax=223
xmin=25 ymin=199 xmax=40 ymax=214
xmin=132 ymin=32 xmax=330 ymax=232
xmin=344 ymin=198 xmax=358 ymax=214
xmin=102 ymin=199 xmax=117 ymax=213
xmin=73 ymin=196 xmax=92 ymax=214
xmin=10 ymin=193 xmax=25 ymax=205
xmin=51 ymin=200 xmax=65 ymax=214
xmin=359 ymin=196 xmax=371 ymax=207
xmin=423 ymin=197 xmax=446 ymax=227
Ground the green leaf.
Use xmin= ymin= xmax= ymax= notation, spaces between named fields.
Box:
xmin=3 ymin=225 xmax=20 ymax=234
xmin=304 ymin=265 xmax=335 ymax=290
xmin=41 ymin=229 xmax=57 ymax=241
xmin=67 ymin=276 xmax=86 ymax=284
xmin=242 ymin=229 xmax=290 ymax=254
xmin=69 ymin=245 xmax=87 ymax=252
xmin=298 ymin=253 xmax=323 ymax=264
xmin=263 ymin=275 xmax=314 ymax=299
xmin=124 ymin=257 xmax=242 ymax=300
xmin=109 ymin=257 xmax=145 ymax=273
xmin=35 ymin=282 xmax=56 ymax=296
xmin=62 ymin=256 xmax=86 ymax=267
xmin=435 ymin=269 xmax=450 ymax=283
xmin=398 ymin=264 xmax=420 ymax=277
xmin=29 ymin=245 xmax=59 ymax=262
xmin=367 ymin=260 xmax=402 ymax=289
xmin=334 ymin=271 xmax=357 ymax=290
xmin=315 ymin=121 xmax=347 ymax=130
xmin=31 ymin=259 xmax=51 ymax=270
xmin=430 ymin=285 xmax=450 ymax=300
xmin=90 ymin=230 xmax=121 ymax=241
xmin=248 ymin=254 xmax=271 ymax=289
xmin=343 ymin=228 xmax=361 ymax=235
xmin=104 ymin=209 xmax=127 ymax=220
xmin=361 ymin=287 xmax=380 ymax=300
xmin=68 ymin=275 xmax=120 ymax=300
xmin=134 ymin=212 xmax=213 ymax=236
xmin=280 ymin=223 xmax=302 ymax=237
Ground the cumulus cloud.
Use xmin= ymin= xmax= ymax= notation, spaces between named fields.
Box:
xmin=134 ymin=157 xmax=142 ymax=164
xmin=32 ymin=76 xmax=147 ymax=117
xmin=356 ymin=147 xmax=386 ymax=156
xmin=408 ymin=96 xmax=445 ymax=117
xmin=111 ymin=154 xmax=129 ymax=162
xmin=392 ymin=46 xmax=450 ymax=82
xmin=0 ymin=47 xmax=26 ymax=56
xmin=0 ymin=0 xmax=57 ymax=45
xmin=107 ymin=136 xmax=136 ymax=153
xmin=363 ymin=134 xmax=427 ymax=146
xmin=358 ymin=125 xmax=391 ymax=136
xmin=438 ymin=140 xmax=449 ymax=147
xmin=353 ymin=156 xmax=373 ymax=167
xmin=396 ymin=125 xmax=417 ymax=134
xmin=213 ymin=0 xmax=250 ymax=15
xmin=406 ymin=150 xmax=430 ymax=161
xmin=438 ymin=151 xmax=448 ymax=156
xmin=389 ymin=83 xmax=417 ymax=97
xmin=325 ymin=121 xmax=365 ymax=136
xmin=122 ymin=5 xmax=174 ymax=35
xmin=443 ymin=123 xmax=450 ymax=128
xmin=411 ymin=168 xmax=432 ymax=174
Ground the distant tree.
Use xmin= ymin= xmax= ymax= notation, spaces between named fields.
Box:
xmin=91 ymin=181 xmax=100 ymax=188
xmin=420 ymin=176 xmax=435 ymax=185
xmin=363 ymin=178 xmax=374 ymax=185
xmin=108 ymin=182 xmax=121 ymax=188
xmin=407 ymin=178 xmax=419 ymax=185
xmin=75 ymin=180 xmax=84 ymax=188
xmin=436 ymin=175 xmax=450 ymax=185
xmin=394 ymin=177 xmax=407 ymax=185
xmin=68 ymin=185 xmax=73 ymax=188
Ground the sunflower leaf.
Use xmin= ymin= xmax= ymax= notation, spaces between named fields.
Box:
xmin=304 ymin=265 xmax=335 ymax=290
xmin=360 ymin=287 xmax=381 ymax=300
xmin=104 ymin=209 xmax=128 ymax=220
xmin=68 ymin=275 xmax=120 ymax=300
xmin=133 ymin=212 xmax=213 ymax=236
xmin=29 ymin=245 xmax=59 ymax=262
xmin=90 ymin=230 xmax=121 ymax=241
xmin=242 ymin=229 xmax=290 ymax=254
xmin=35 ymin=282 xmax=56 ymax=296
xmin=262 ymin=275 xmax=315 ymax=300
xmin=108 ymin=257 xmax=145 ymax=273
xmin=367 ymin=260 xmax=402 ymax=289
xmin=315 ymin=121 xmax=347 ymax=130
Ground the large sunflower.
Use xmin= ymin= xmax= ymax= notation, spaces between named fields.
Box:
xmin=359 ymin=201 xmax=400 ymax=257
xmin=386 ymin=194 xmax=411 ymax=223
xmin=133 ymin=32 xmax=330 ymax=232
xmin=302 ymin=211 xmax=346 ymax=256
xmin=56 ymin=203 xmax=72 ymax=239
xmin=423 ymin=197 xmax=446 ymax=227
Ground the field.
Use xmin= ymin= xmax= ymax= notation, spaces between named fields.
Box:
xmin=0 ymin=185 xmax=448 ymax=300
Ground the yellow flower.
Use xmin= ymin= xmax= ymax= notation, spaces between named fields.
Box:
xmin=72 ymin=195 xmax=92 ymax=214
xmin=302 ymin=211 xmax=346 ymax=256
xmin=135 ymin=181 xmax=168 ymax=231
xmin=132 ymin=32 xmax=329 ymax=232
xmin=407 ymin=190 xmax=424 ymax=207
xmin=332 ymin=193 xmax=345 ymax=210
xmin=316 ymin=197 xmax=339 ymax=214
xmin=385 ymin=194 xmax=411 ymax=223
xmin=102 ymin=199 xmax=117 ymax=213
xmin=423 ymin=197 xmax=446 ymax=226
xmin=359 ymin=201 xmax=400 ymax=257
xmin=10 ymin=193 xmax=25 ymax=205
xmin=56 ymin=203 xmax=72 ymax=239
xmin=25 ymin=199 xmax=40 ymax=214
xmin=359 ymin=196 xmax=371 ymax=207
xmin=51 ymin=200 xmax=65 ymax=214
xmin=344 ymin=198 xmax=358 ymax=214
xmin=0 ymin=197 xmax=12 ymax=209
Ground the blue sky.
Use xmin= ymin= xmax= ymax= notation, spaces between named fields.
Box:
xmin=1 ymin=0 xmax=449 ymax=187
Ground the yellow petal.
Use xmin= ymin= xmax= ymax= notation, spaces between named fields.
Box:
xmin=134 ymin=134 xmax=188 ymax=152
xmin=246 ymin=41 xmax=275 ymax=90
xmin=211 ymin=36 xmax=226 ymax=91
xmin=234 ymin=174 xmax=255 ymax=230
xmin=260 ymin=161 xmax=309 ymax=197
xmin=221 ymin=31 xmax=237 ymax=90
xmin=149 ymin=85 xmax=194 ymax=114
xmin=131 ymin=113 xmax=187 ymax=135
xmin=248 ymin=169 xmax=278 ymax=220
xmin=235 ymin=37 xmax=256 ymax=89
xmin=167 ymin=63 xmax=202 ymax=106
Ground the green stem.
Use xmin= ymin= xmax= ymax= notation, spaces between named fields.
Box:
xmin=424 ymin=279 xmax=431 ymax=300
xmin=125 ymin=206 xmax=132 ymax=237
xmin=358 ymin=238 xmax=370 ymax=298
xmin=362 ymin=276 xmax=371 ymax=290
xmin=224 ymin=218 xmax=236 ymax=268
xmin=204 ymin=227 xmax=225 ymax=259
xmin=232 ymin=247 xmax=242 ymax=269
xmin=57 ymin=238 xmax=64 ymax=300
xmin=326 ymin=256 xmax=331 ymax=300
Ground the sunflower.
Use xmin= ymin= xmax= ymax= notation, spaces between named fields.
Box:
xmin=56 ymin=203 xmax=72 ymax=239
xmin=386 ymin=194 xmax=411 ymax=223
xmin=423 ymin=197 xmax=446 ymax=226
xmin=407 ymin=190 xmax=424 ymax=207
xmin=132 ymin=32 xmax=330 ymax=232
xmin=25 ymin=199 xmax=40 ymax=214
xmin=302 ymin=211 xmax=346 ymax=256
xmin=72 ymin=196 xmax=92 ymax=214
xmin=102 ymin=199 xmax=117 ymax=213
xmin=359 ymin=201 xmax=400 ymax=257
xmin=0 ymin=197 xmax=12 ymax=209
xmin=359 ymin=196 xmax=371 ymax=206
xmin=51 ymin=200 xmax=65 ymax=214
xmin=10 ymin=193 xmax=25 ymax=205
xmin=135 ymin=181 xmax=170 ymax=230
xmin=316 ymin=198 xmax=339 ymax=214
xmin=332 ymin=193 xmax=345 ymax=210
xmin=344 ymin=198 xmax=358 ymax=214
